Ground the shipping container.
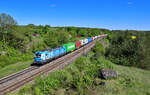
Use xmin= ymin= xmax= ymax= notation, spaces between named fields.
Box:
xmin=80 ymin=39 xmax=88 ymax=46
xmin=87 ymin=37 xmax=92 ymax=43
xmin=75 ymin=41 xmax=82 ymax=48
xmin=83 ymin=39 xmax=88 ymax=44
xmin=95 ymin=36 xmax=98 ymax=39
xmin=100 ymin=34 xmax=104 ymax=38
xmin=80 ymin=40 xmax=84 ymax=46
xmin=92 ymin=37 xmax=95 ymax=40
xmin=104 ymin=34 xmax=107 ymax=37
xmin=63 ymin=43 xmax=76 ymax=52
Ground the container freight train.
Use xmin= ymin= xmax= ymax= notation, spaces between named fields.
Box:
xmin=32 ymin=34 xmax=107 ymax=65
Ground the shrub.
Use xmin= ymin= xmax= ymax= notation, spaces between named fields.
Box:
xmin=97 ymin=56 xmax=114 ymax=69
xmin=74 ymin=56 xmax=91 ymax=71
xmin=18 ymin=84 xmax=32 ymax=95
xmin=92 ymin=41 xmax=105 ymax=59
xmin=34 ymin=87 xmax=45 ymax=95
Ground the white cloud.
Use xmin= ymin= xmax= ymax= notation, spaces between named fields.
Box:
xmin=50 ymin=4 xmax=56 ymax=7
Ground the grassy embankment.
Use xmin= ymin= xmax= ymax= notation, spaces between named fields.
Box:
xmin=0 ymin=60 xmax=32 ymax=78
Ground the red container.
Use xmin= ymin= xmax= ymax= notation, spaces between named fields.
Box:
xmin=100 ymin=34 xmax=104 ymax=38
xmin=75 ymin=41 xmax=81 ymax=48
xmin=92 ymin=37 xmax=95 ymax=40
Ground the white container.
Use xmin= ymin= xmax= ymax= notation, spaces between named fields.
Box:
xmin=80 ymin=40 xmax=84 ymax=46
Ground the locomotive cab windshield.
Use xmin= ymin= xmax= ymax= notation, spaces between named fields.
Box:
xmin=35 ymin=53 xmax=41 ymax=58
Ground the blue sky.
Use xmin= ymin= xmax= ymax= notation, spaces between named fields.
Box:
xmin=0 ymin=0 xmax=150 ymax=30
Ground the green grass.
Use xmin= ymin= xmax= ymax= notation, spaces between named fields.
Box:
xmin=90 ymin=64 xmax=150 ymax=95
xmin=0 ymin=60 xmax=32 ymax=78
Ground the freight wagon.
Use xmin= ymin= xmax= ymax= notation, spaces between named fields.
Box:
xmin=92 ymin=37 xmax=95 ymax=40
xmin=63 ymin=42 xmax=76 ymax=52
xmin=100 ymin=34 xmax=104 ymax=38
xmin=80 ymin=39 xmax=88 ymax=46
xmin=84 ymin=39 xmax=88 ymax=44
xmin=75 ymin=41 xmax=81 ymax=48
xmin=87 ymin=37 xmax=92 ymax=43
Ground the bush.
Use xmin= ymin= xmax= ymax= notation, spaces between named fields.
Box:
xmin=92 ymin=41 xmax=105 ymax=59
xmin=97 ymin=56 xmax=114 ymax=69
xmin=0 ymin=47 xmax=33 ymax=68
xmin=18 ymin=84 xmax=32 ymax=95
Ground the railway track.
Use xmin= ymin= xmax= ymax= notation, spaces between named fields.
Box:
xmin=0 ymin=66 xmax=39 ymax=84
xmin=0 ymin=39 xmax=101 ymax=95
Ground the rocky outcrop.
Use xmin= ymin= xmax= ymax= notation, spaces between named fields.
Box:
xmin=1 ymin=51 xmax=7 ymax=55
xmin=100 ymin=69 xmax=117 ymax=80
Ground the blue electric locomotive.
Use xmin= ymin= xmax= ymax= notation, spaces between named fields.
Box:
xmin=33 ymin=46 xmax=66 ymax=65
